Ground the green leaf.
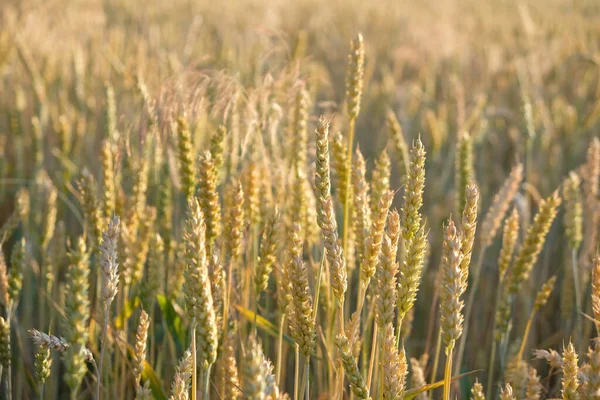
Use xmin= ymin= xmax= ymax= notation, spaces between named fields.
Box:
xmin=114 ymin=296 xmax=141 ymax=330
xmin=142 ymin=360 xmax=167 ymax=400
xmin=234 ymin=304 xmax=295 ymax=346
xmin=157 ymin=294 xmax=185 ymax=354
xmin=403 ymin=370 xmax=481 ymax=399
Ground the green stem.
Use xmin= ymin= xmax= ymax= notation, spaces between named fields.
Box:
xmin=294 ymin=345 xmax=300 ymax=400
xmin=276 ymin=313 xmax=286 ymax=387
xmin=443 ymin=346 xmax=453 ymax=400
xmin=429 ymin=328 xmax=442 ymax=400
xmin=366 ymin=324 xmax=378 ymax=391
xmin=572 ymin=247 xmax=582 ymax=348
xmin=96 ymin=305 xmax=110 ymax=400
xmin=517 ymin=308 xmax=537 ymax=361
xmin=203 ymin=364 xmax=212 ymax=399
xmin=191 ymin=320 xmax=197 ymax=400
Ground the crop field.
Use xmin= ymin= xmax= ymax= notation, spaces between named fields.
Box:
xmin=1 ymin=0 xmax=600 ymax=398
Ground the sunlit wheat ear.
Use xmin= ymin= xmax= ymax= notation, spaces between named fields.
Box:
xmin=400 ymin=138 xmax=426 ymax=243
xmin=563 ymin=171 xmax=583 ymax=250
xmin=352 ymin=146 xmax=371 ymax=262
xmin=498 ymin=208 xmax=520 ymax=281
xmin=176 ymin=115 xmax=196 ymax=199
xmin=455 ymin=133 xmax=474 ymax=213
xmin=439 ymin=220 xmax=465 ymax=349
xmin=346 ymin=33 xmax=365 ymax=119
xmin=169 ymin=349 xmax=193 ymax=400
xmin=198 ymin=150 xmax=221 ymax=247
xmin=182 ymin=197 xmax=218 ymax=368
xmin=363 ymin=190 xmax=394 ymax=284
xmin=336 ymin=334 xmax=371 ymax=400
xmin=8 ymin=238 xmax=25 ymax=310
xmin=220 ymin=329 xmax=240 ymax=400
xmin=470 ymin=379 xmax=485 ymax=400
xmin=386 ymin=109 xmax=409 ymax=182
xmin=479 ymin=163 xmax=523 ymax=248
xmin=459 ymin=184 xmax=479 ymax=286
xmin=35 ymin=344 xmax=51 ymax=385
xmin=288 ymin=254 xmax=316 ymax=358
xmin=562 ymin=341 xmax=579 ymax=399
xmin=507 ymin=191 xmax=561 ymax=294
xmin=381 ymin=323 xmax=407 ymax=400
xmin=134 ymin=310 xmax=150 ymax=392
xmin=100 ymin=215 xmax=120 ymax=306
xmin=224 ymin=179 xmax=245 ymax=263
xmin=78 ymin=168 xmax=104 ymax=247
xmin=331 ymin=130 xmax=350 ymax=203
xmin=371 ymin=149 xmax=391 ymax=214
xmin=242 ymin=337 xmax=269 ymax=399
xmin=62 ymin=236 xmax=90 ymax=396
xmin=210 ymin=124 xmax=226 ymax=178
xmin=376 ymin=210 xmax=400 ymax=328
xmin=255 ymin=208 xmax=279 ymax=295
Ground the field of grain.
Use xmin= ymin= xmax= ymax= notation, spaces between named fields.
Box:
xmin=1 ymin=0 xmax=600 ymax=399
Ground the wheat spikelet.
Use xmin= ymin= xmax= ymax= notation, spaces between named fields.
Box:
xmin=504 ymin=357 xmax=528 ymax=397
xmin=256 ymin=208 xmax=279 ymax=295
xmin=381 ymin=323 xmax=407 ymax=400
xmin=371 ymin=149 xmax=391 ymax=215
xmin=534 ymin=275 xmax=556 ymax=310
xmin=563 ymin=171 xmax=583 ymax=250
xmin=456 ymin=133 xmax=475 ymax=214
xmin=470 ymin=379 xmax=485 ymax=400
xmin=479 ymin=164 xmax=523 ymax=248
xmin=508 ymin=191 xmax=561 ymax=294
xmin=499 ymin=383 xmax=515 ymax=400
xmin=169 ymin=349 xmax=193 ymax=400
xmin=363 ymin=190 xmax=393 ymax=283
xmin=439 ymin=220 xmax=465 ymax=350
xmin=198 ymin=150 xmax=222 ymax=247
xmin=331 ymin=131 xmax=349 ymax=203
xmin=352 ymin=147 xmax=371 ymax=262
xmin=562 ymin=341 xmax=579 ymax=399
xmin=386 ymin=109 xmax=409 ymax=182
xmin=376 ymin=210 xmax=400 ymax=328
xmin=459 ymin=184 xmax=479 ymax=286
xmin=78 ymin=168 xmax=104 ymax=247
xmin=210 ymin=124 xmax=227 ymax=178
xmin=224 ymin=179 xmax=245 ymax=263
xmin=397 ymin=224 xmax=427 ymax=321
xmin=176 ymin=115 xmax=196 ymax=199
xmin=288 ymin=253 xmax=316 ymax=357
xmin=35 ymin=344 xmax=52 ymax=385
xmin=62 ymin=236 xmax=90 ymax=395
xmin=242 ymin=337 xmax=269 ymax=400
xmin=29 ymin=329 xmax=69 ymax=352
xmin=498 ymin=208 xmax=520 ymax=281
xmin=400 ymin=138 xmax=426 ymax=243
xmin=346 ymin=34 xmax=365 ymax=119
xmin=220 ymin=329 xmax=240 ymax=400
xmin=182 ymin=198 xmax=218 ymax=368
xmin=134 ymin=310 xmax=150 ymax=392
xmin=336 ymin=334 xmax=371 ymax=399
xmin=100 ymin=215 xmax=120 ymax=306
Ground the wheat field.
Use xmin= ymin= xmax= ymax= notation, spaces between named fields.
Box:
xmin=1 ymin=0 xmax=600 ymax=399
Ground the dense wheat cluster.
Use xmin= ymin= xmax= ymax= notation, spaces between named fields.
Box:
xmin=2 ymin=0 xmax=600 ymax=398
